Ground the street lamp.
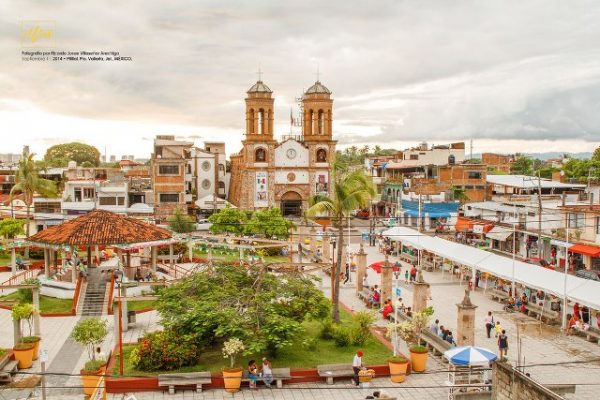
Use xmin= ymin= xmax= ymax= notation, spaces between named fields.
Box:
xmin=114 ymin=268 xmax=125 ymax=376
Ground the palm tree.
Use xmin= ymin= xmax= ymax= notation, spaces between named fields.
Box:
xmin=10 ymin=150 xmax=58 ymax=237
xmin=306 ymin=164 xmax=375 ymax=323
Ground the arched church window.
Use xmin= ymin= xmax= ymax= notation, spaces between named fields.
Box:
xmin=318 ymin=110 xmax=325 ymax=134
xmin=316 ymin=149 xmax=327 ymax=162
xmin=255 ymin=148 xmax=266 ymax=162
xmin=258 ymin=109 xmax=265 ymax=134
xmin=249 ymin=108 xmax=255 ymax=134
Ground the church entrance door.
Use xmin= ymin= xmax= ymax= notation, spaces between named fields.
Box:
xmin=281 ymin=191 xmax=302 ymax=217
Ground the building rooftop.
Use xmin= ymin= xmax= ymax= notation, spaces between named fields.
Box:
xmin=487 ymin=174 xmax=586 ymax=190
xmin=305 ymin=81 xmax=331 ymax=94
xmin=247 ymin=80 xmax=272 ymax=93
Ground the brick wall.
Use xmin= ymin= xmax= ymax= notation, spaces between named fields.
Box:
xmin=492 ymin=361 xmax=563 ymax=400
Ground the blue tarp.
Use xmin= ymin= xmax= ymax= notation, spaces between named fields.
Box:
xmin=399 ymin=200 xmax=459 ymax=218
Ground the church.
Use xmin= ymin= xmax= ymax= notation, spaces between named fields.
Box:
xmin=228 ymin=78 xmax=336 ymax=216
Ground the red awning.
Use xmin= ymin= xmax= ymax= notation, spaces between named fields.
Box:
xmin=369 ymin=261 xmax=401 ymax=273
xmin=569 ymin=244 xmax=600 ymax=257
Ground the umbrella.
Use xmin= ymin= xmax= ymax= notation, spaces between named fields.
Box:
xmin=369 ymin=261 xmax=401 ymax=273
xmin=443 ymin=346 xmax=497 ymax=366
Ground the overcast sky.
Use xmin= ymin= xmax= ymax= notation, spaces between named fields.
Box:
xmin=1 ymin=1 xmax=600 ymax=159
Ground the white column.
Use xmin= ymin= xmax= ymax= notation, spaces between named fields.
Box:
xmin=32 ymin=287 xmax=41 ymax=336
xmin=11 ymin=248 xmax=16 ymax=276
xmin=43 ymin=249 xmax=50 ymax=277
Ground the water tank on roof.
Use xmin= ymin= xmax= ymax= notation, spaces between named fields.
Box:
xmin=68 ymin=161 xmax=77 ymax=169
xmin=448 ymin=155 xmax=456 ymax=165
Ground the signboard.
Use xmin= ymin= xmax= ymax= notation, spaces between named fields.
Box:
xmin=473 ymin=225 xmax=484 ymax=234
xmin=395 ymin=288 xmax=401 ymax=297
xmin=39 ymin=349 xmax=48 ymax=363
xmin=255 ymin=171 xmax=268 ymax=207
xmin=315 ymin=172 xmax=329 ymax=194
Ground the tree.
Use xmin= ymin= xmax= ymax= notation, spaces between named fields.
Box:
xmin=10 ymin=150 xmax=58 ymax=236
xmin=155 ymin=264 xmax=330 ymax=358
xmin=306 ymin=164 xmax=375 ymax=323
xmin=44 ymin=142 xmax=101 ymax=167
xmin=71 ymin=318 xmax=109 ymax=370
xmin=244 ymin=208 xmax=295 ymax=239
xmin=593 ymin=147 xmax=600 ymax=162
xmin=0 ymin=218 xmax=26 ymax=239
xmin=510 ymin=154 xmax=533 ymax=175
xmin=167 ymin=208 xmax=195 ymax=233
xmin=450 ymin=186 xmax=469 ymax=204
xmin=208 ymin=205 xmax=247 ymax=236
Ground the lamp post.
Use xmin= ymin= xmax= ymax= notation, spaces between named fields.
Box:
xmin=115 ymin=273 xmax=124 ymax=376
xmin=562 ymin=221 xmax=570 ymax=331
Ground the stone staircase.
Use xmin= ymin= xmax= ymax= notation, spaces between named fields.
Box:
xmin=79 ymin=268 xmax=107 ymax=316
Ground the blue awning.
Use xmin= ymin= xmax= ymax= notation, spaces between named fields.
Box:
xmin=401 ymin=210 xmax=451 ymax=218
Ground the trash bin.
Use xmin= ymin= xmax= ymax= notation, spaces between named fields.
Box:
xmin=127 ymin=310 xmax=136 ymax=325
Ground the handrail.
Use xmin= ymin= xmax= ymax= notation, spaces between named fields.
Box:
xmin=0 ymin=268 xmax=40 ymax=287
xmin=70 ymin=277 xmax=83 ymax=315
xmin=107 ymin=274 xmax=115 ymax=315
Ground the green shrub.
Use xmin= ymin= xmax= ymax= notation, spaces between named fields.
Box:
xmin=350 ymin=310 xmax=376 ymax=346
xmin=131 ymin=331 xmax=199 ymax=371
xmin=83 ymin=359 xmax=106 ymax=373
xmin=332 ymin=326 xmax=352 ymax=347
xmin=302 ymin=338 xmax=317 ymax=351
xmin=319 ymin=319 xmax=335 ymax=340
xmin=410 ymin=345 xmax=428 ymax=353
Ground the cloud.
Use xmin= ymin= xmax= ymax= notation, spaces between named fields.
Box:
xmin=0 ymin=0 xmax=599 ymax=157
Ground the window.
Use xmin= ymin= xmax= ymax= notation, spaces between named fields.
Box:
xmin=468 ymin=171 xmax=482 ymax=180
xmin=34 ymin=202 xmax=61 ymax=214
xmin=596 ymin=217 xmax=600 ymax=235
xmin=568 ymin=213 xmax=584 ymax=228
xmin=410 ymin=154 xmax=418 ymax=160
xmin=202 ymin=179 xmax=211 ymax=190
xmin=219 ymin=164 xmax=225 ymax=172
xmin=159 ymin=165 xmax=179 ymax=175
xmin=74 ymin=189 xmax=82 ymax=202
xmin=117 ymin=197 xmax=125 ymax=206
xmin=318 ymin=109 xmax=324 ymax=134
xmin=99 ymin=197 xmax=117 ymax=206
xmin=218 ymin=181 xmax=225 ymax=189
xmin=255 ymin=148 xmax=266 ymax=162
xmin=159 ymin=193 xmax=180 ymax=203
xmin=83 ymin=188 xmax=95 ymax=199
xmin=201 ymin=161 xmax=211 ymax=171
xmin=316 ymin=149 xmax=327 ymax=162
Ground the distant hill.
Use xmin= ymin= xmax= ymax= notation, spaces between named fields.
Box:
xmin=473 ymin=152 xmax=592 ymax=160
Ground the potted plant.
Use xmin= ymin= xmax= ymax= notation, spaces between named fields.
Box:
xmin=71 ymin=318 xmax=109 ymax=395
xmin=221 ymin=338 xmax=245 ymax=393
xmin=387 ymin=356 xmax=409 ymax=383
xmin=11 ymin=303 xmax=37 ymax=368
xmin=387 ymin=306 xmax=434 ymax=373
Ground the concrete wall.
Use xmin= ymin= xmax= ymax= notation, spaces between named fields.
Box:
xmin=492 ymin=361 xmax=563 ymax=400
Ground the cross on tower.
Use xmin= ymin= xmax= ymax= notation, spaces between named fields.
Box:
xmin=257 ymin=64 xmax=263 ymax=81
xmin=316 ymin=64 xmax=320 ymax=82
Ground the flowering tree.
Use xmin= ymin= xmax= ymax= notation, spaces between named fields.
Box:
xmin=386 ymin=307 xmax=434 ymax=350
xmin=222 ymin=338 xmax=245 ymax=368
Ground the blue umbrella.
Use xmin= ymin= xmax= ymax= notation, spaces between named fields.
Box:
xmin=444 ymin=346 xmax=498 ymax=366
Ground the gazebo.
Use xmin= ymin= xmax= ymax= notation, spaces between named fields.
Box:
xmin=26 ymin=209 xmax=176 ymax=280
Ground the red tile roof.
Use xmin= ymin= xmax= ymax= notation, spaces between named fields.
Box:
xmin=27 ymin=209 xmax=172 ymax=246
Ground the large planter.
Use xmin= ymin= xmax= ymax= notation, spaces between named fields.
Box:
xmin=22 ymin=336 xmax=41 ymax=361
xmin=388 ymin=357 xmax=409 ymax=383
xmin=80 ymin=368 xmax=103 ymax=396
xmin=409 ymin=346 xmax=429 ymax=372
xmin=222 ymin=368 xmax=243 ymax=393
xmin=13 ymin=344 xmax=35 ymax=369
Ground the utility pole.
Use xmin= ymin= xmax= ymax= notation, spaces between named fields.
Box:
xmin=536 ymin=171 xmax=543 ymax=260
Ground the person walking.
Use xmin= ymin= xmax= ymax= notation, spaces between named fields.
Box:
xmin=409 ymin=265 xmax=417 ymax=282
xmin=344 ymin=263 xmax=351 ymax=284
xmin=484 ymin=311 xmax=494 ymax=339
xmin=404 ymin=269 xmax=409 ymax=283
xmin=494 ymin=321 xmax=503 ymax=338
xmin=498 ymin=330 xmax=509 ymax=360
xmin=352 ymin=350 xmax=363 ymax=386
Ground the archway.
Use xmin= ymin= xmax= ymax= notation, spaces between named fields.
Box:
xmin=281 ymin=191 xmax=303 ymax=217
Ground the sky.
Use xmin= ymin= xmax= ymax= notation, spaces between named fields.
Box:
xmin=1 ymin=1 xmax=600 ymax=159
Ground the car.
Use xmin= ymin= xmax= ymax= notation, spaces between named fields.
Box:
xmin=195 ymin=219 xmax=213 ymax=231
xmin=575 ymin=269 xmax=600 ymax=281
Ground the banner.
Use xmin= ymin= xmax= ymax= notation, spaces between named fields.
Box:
xmin=255 ymin=171 xmax=268 ymax=207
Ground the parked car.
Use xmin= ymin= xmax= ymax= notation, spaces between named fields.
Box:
xmin=575 ymin=269 xmax=600 ymax=281
xmin=195 ymin=219 xmax=213 ymax=231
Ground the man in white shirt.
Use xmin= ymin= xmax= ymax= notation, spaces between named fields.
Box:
xmin=352 ymin=350 xmax=363 ymax=386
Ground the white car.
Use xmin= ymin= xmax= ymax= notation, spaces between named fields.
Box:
xmin=195 ymin=219 xmax=213 ymax=231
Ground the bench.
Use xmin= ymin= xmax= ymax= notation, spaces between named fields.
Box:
xmin=419 ymin=329 xmax=452 ymax=358
xmin=317 ymin=363 xmax=354 ymax=385
xmin=573 ymin=326 xmax=600 ymax=344
xmin=488 ymin=289 xmax=509 ymax=303
xmin=358 ymin=287 xmax=370 ymax=301
xmin=158 ymin=371 xmax=212 ymax=394
xmin=0 ymin=356 xmax=18 ymax=383
xmin=524 ymin=303 xmax=560 ymax=325
xmin=241 ymin=367 xmax=291 ymax=388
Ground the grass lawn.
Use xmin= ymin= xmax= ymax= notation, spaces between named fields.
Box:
xmin=0 ymin=293 xmax=73 ymax=314
xmin=114 ymin=300 xmax=157 ymax=312
xmin=115 ymin=309 xmax=391 ymax=376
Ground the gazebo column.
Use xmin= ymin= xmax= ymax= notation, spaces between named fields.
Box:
xmin=11 ymin=248 xmax=16 ymax=276
xmin=32 ymin=287 xmax=41 ymax=336
xmin=150 ymin=246 xmax=157 ymax=273
xmin=71 ymin=247 xmax=77 ymax=283
xmin=43 ymin=249 xmax=50 ymax=277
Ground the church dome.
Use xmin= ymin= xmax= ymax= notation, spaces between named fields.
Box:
xmin=247 ymin=80 xmax=272 ymax=94
xmin=305 ymin=81 xmax=331 ymax=95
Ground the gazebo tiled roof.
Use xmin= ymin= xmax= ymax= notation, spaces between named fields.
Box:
xmin=27 ymin=209 xmax=172 ymax=247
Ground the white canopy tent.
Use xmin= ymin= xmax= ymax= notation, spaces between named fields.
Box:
xmin=383 ymin=226 xmax=600 ymax=310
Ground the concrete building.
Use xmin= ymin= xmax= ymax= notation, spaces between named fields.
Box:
xmin=150 ymin=135 xmax=193 ymax=222
xmin=481 ymin=152 xmax=514 ymax=173
xmin=228 ymin=79 xmax=336 ymax=215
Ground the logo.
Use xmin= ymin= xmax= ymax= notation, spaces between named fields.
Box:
xmin=21 ymin=20 xmax=55 ymax=47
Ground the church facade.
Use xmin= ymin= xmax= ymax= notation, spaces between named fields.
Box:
xmin=228 ymin=79 xmax=336 ymax=216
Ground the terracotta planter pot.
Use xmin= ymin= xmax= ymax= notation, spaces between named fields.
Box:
xmin=13 ymin=344 xmax=35 ymax=369
xmin=222 ymin=368 xmax=243 ymax=393
xmin=409 ymin=349 xmax=428 ymax=372
xmin=80 ymin=368 xmax=103 ymax=396
xmin=388 ymin=359 xmax=409 ymax=383
xmin=22 ymin=337 xmax=41 ymax=360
